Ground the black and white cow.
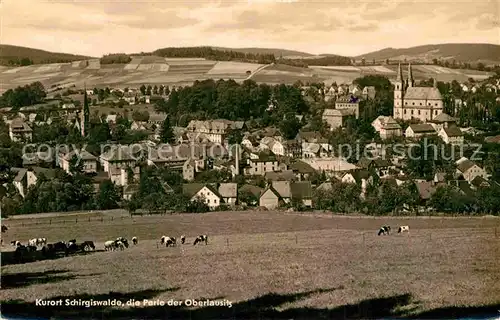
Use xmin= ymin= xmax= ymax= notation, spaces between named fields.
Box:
xmin=82 ymin=241 xmax=95 ymax=251
xmin=378 ymin=226 xmax=391 ymax=236
xmin=132 ymin=237 xmax=138 ymax=245
xmin=161 ymin=236 xmax=176 ymax=247
xmin=180 ymin=235 xmax=186 ymax=244
xmin=193 ymin=235 xmax=208 ymax=246
xmin=11 ymin=240 xmax=21 ymax=247
xmin=116 ymin=237 xmax=129 ymax=248
xmin=398 ymin=226 xmax=410 ymax=233
xmin=1 ymin=225 xmax=7 ymax=233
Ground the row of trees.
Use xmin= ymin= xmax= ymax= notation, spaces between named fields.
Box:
xmin=314 ymin=178 xmax=500 ymax=215
xmin=0 ymin=81 xmax=46 ymax=110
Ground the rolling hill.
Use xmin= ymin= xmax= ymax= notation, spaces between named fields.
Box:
xmin=356 ymin=43 xmax=500 ymax=65
xmin=0 ymin=45 xmax=94 ymax=66
xmin=211 ymin=47 xmax=314 ymax=58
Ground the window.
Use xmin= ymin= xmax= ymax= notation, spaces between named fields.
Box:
xmin=207 ymin=199 xmax=210 ymax=204
xmin=214 ymin=199 xmax=218 ymax=204
xmin=435 ymin=103 xmax=438 ymax=106
xmin=418 ymin=110 xmax=421 ymax=115
xmin=404 ymin=109 xmax=407 ymax=114
xmin=411 ymin=110 xmax=414 ymax=115
xmin=412 ymin=102 xmax=415 ymax=105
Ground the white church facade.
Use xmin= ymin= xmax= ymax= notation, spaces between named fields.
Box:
xmin=393 ymin=64 xmax=443 ymax=122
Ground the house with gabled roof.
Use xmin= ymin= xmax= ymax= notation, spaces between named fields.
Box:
xmin=238 ymin=184 xmax=262 ymax=206
xmin=244 ymin=150 xmax=279 ymax=176
xmin=259 ymin=181 xmax=312 ymax=209
xmin=429 ymin=112 xmax=457 ymax=131
xmin=455 ymin=159 xmax=488 ymax=183
xmin=438 ymin=125 xmax=464 ymax=145
xmin=9 ymin=118 xmax=32 ymax=142
xmin=371 ymin=116 xmax=402 ymax=140
xmin=13 ymin=167 xmax=57 ymax=198
xmin=218 ymin=183 xmax=238 ymax=205
xmin=405 ymin=123 xmax=436 ymax=138
xmin=59 ymin=149 xmax=98 ymax=174
xmin=183 ymin=183 xmax=223 ymax=209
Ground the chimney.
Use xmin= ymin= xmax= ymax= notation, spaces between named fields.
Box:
xmin=235 ymin=144 xmax=240 ymax=176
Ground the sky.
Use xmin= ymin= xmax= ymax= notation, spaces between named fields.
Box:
xmin=1 ymin=0 xmax=499 ymax=57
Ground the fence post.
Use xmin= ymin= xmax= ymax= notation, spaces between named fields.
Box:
xmin=88 ymin=217 xmax=90 ymax=222
xmin=362 ymin=233 xmax=365 ymax=244
xmin=295 ymin=235 xmax=298 ymax=244
xmin=101 ymin=217 xmax=103 ymax=222
xmin=226 ymin=238 xmax=229 ymax=247
xmin=111 ymin=217 xmax=114 ymax=221
xmin=76 ymin=218 xmax=78 ymax=223
xmin=49 ymin=219 xmax=52 ymax=225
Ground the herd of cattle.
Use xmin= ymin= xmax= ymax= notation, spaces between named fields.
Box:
xmin=8 ymin=234 xmax=210 ymax=261
xmin=378 ymin=225 xmax=410 ymax=235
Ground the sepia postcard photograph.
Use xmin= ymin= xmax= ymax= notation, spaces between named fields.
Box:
xmin=0 ymin=0 xmax=499 ymax=319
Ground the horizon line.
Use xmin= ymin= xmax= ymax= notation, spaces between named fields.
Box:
xmin=2 ymin=42 xmax=499 ymax=60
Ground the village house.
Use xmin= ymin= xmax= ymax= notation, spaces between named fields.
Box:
xmin=183 ymin=183 xmax=223 ymax=209
xmin=244 ymin=151 xmax=279 ymax=176
xmin=59 ymin=149 xmax=98 ymax=174
xmin=259 ymin=181 xmax=312 ymax=210
xmin=456 ymin=158 xmax=488 ymax=183
xmin=302 ymin=157 xmax=357 ymax=176
xmin=148 ymin=112 xmax=167 ymax=125
xmin=22 ymin=150 xmax=54 ymax=168
xmin=302 ymin=142 xmax=330 ymax=158
xmin=438 ymin=125 xmax=464 ymax=145
xmin=405 ymin=123 xmax=437 ymax=139
xmin=238 ymin=184 xmax=262 ymax=206
xmin=371 ymin=116 xmax=402 ymax=140
xmin=362 ymin=86 xmax=376 ymax=99
xmin=429 ymin=113 xmax=457 ymax=132
xmin=335 ymin=95 xmax=360 ymax=119
xmin=357 ymin=157 xmax=392 ymax=177
xmin=99 ymin=145 xmax=139 ymax=173
xmin=341 ymin=170 xmax=374 ymax=194
xmin=290 ymin=160 xmax=316 ymax=181
xmin=9 ymin=118 xmax=33 ymax=142
xmin=186 ymin=119 xmax=245 ymax=144
xmin=322 ymin=108 xmax=355 ymax=131
xmin=218 ymin=183 xmax=238 ymax=206
xmin=13 ymin=167 xmax=57 ymax=198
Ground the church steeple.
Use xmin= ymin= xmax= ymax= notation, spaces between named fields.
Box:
xmin=81 ymin=83 xmax=90 ymax=137
xmin=396 ymin=63 xmax=403 ymax=82
xmin=407 ymin=63 xmax=414 ymax=88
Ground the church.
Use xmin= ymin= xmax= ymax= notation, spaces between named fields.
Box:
xmin=393 ymin=63 xmax=443 ymax=122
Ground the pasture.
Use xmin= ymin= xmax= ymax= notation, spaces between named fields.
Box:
xmin=1 ymin=211 xmax=500 ymax=318
xmin=0 ymin=55 xmax=494 ymax=94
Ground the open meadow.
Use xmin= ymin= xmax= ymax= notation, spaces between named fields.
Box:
xmin=1 ymin=211 xmax=500 ymax=319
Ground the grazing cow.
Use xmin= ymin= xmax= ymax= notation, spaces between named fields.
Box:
xmin=378 ymin=226 xmax=391 ymax=236
xmin=193 ymin=235 xmax=208 ymax=246
xmin=398 ymin=226 xmax=410 ymax=233
xmin=180 ymin=235 xmax=186 ymax=245
xmin=132 ymin=237 xmax=138 ymax=245
xmin=65 ymin=242 xmax=84 ymax=256
xmin=116 ymin=237 xmax=129 ymax=248
xmin=11 ymin=241 xmax=21 ymax=247
xmin=28 ymin=238 xmax=38 ymax=246
xmin=115 ymin=240 xmax=126 ymax=251
xmin=1 ymin=225 xmax=7 ymax=233
xmin=82 ymin=241 xmax=95 ymax=251
xmin=37 ymin=238 xmax=47 ymax=246
xmin=26 ymin=245 xmax=37 ymax=252
xmin=165 ymin=238 xmax=176 ymax=247
xmin=104 ymin=240 xmax=117 ymax=251
xmin=68 ymin=239 xmax=77 ymax=245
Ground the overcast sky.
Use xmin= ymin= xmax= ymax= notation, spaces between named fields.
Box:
xmin=1 ymin=0 xmax=499 ymax=57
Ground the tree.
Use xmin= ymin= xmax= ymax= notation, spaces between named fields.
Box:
xmin=279 ymin=116 xmax=302 ymax=140
xmin=146 ymin=85 xmax=152 ymax=96
xmin=95 ymin=180 xmax=121 ymax=210
xmin=153 ymin=85 xmax=159 ymax=95
xmin=140 ymin=85 xmax=146 ymax=95
xmin=69 ymin=154 xmax=84 ymax=175
xmin=160 ymin=116 xmax=174 ymax=143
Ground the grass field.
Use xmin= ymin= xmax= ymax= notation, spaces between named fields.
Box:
xmin=1 ymin=211 xmax=500 ymax=319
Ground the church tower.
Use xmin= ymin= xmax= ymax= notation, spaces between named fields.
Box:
xmin=393 ymin=63 xmax=404 ymax=119
xmin=81 ymin=84 xmax=90 ymax=137
xmin=407 ymin=63 xmax=414 ymax=88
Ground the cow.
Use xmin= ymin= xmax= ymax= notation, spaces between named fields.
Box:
xmin=193 ymin=235 xmax=208 ymax=246
xmin=1 ymin=225 xmax=7 ymax=233
xmin=37 ymin=238 xmax=47 ymax=246
xmin=180 ymin=235 xmax=186 ymax=245
xmin=11 ymin=241 xmax=21 ymax=247
xmin=104 ymin=240 xmax=117 ymax=251
xmin=398 ymin=226 xmax=410 ymax=233
xmin=116 ymin=237 xmax=129 ymax=248
xmin=165 ymin=237 xmax=176 ymax=247
xmin=132 ymin=237 xmax=138 ymax=245
xmin=378 ymin=226 xmax=391 ymax=236
xmin=28 ymin=238 xmax=38 ymax=246
xmin=82 ymin=241 xmax=95 ymax=251
xmin=26 ymin=245 xmax=37 ymax=252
